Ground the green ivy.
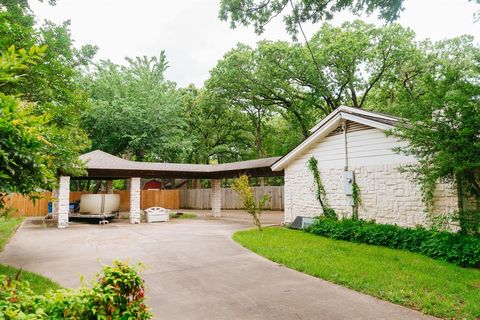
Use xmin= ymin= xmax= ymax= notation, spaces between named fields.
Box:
xmin=351 ymin=181 xmax=361 ymax=220
xmin=307 ymin=156 xmax=337 ymax=219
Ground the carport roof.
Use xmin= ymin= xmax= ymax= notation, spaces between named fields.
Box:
xmin=77 ymin=150 xmax=283 ymax=179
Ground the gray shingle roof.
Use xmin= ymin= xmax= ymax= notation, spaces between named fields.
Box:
xmin=79 ymin=150 xmax=282 ymax=179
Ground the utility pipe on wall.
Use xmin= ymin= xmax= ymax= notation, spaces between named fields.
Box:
xmin=342 ymin=121 xmax=348 ymax=171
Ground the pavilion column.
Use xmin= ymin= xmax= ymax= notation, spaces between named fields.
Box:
xmin=211 ymin=179 xmax=221 ymax=217
xmin=130 ymin=177 xmax=141 ymax=224
xmin=57 ymin=176 xmax=70 ymax=229
xmin=106 ymin=180 xmax=113 ymax=194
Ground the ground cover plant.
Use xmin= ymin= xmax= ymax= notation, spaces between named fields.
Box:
xmin=234 ymin=227 xmax=480 ymax=319
xmin=307 ymin=218 xmax=480 ymax=268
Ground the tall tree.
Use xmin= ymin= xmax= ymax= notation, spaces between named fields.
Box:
xmin=205 ymin=21 xmax=419 ymax=143
xmin=179 ymin=85 xmax=251 ymax=164
xmin=84 ymin=54 xmax=186 ymax=162
xmin=219 ymin=0 xmax=479 ymax=38
xmin=0 ymin=0 xmax=94 ymax=180
xmin=390 ymin=36 xmax=480 ymax=228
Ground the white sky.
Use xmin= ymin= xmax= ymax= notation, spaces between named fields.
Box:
xmin=29 ymin=0 xmax=479 ymax=87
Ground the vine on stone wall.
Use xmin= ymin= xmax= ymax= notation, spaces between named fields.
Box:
xmin=351 ymin=181 xmax=361 ymax=220
xmin=307 ymin=156 xmax=337 ymax=220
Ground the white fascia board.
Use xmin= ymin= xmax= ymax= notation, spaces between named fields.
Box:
xmin=271 ymin=114 xmax=342 ymax=171
xmin=339 ymin=106 xmax=398 ymax=122
xmin=308 ymin=108 xmax=342 ymax=133
xmin=309 ymin=106 xmax=398 ymax=133
xmin=340 ymin=113 xmax=394 ymax=131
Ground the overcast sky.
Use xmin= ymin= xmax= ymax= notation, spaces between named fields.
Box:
xmin=29 ymin=0 xmax=479 ymax=87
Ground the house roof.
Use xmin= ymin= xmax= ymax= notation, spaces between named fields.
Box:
xmin=271 ymin=106 xmax=400 ymax=171
xmin=78 ymin=150 xmax=282 ymax=179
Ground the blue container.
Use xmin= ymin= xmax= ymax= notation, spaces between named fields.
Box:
xmin=48 ymin=202 xmax=52 ymax=213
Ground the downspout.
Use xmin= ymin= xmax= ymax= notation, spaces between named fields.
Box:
xmin=342 ymin=121 xmax=348 ymax=171
xmin=342 ymin=120 xmax=354 ymax=216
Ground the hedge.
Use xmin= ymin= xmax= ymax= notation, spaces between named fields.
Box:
xmin=0 ymin=261 xmax=153 ymax=319
xmin=306 ymin=218 xmax=480 ymax=268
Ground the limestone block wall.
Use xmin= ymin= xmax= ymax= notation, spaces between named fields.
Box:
xmin=211 ymin=179 xmax=221 ymax=217
xmin=130 ymin=177 xmax=141 ymax=224
xmin=57 ymin=176 xmax=70 ymax=229
xmin=284 ymin=163 xmax=459 ymax=227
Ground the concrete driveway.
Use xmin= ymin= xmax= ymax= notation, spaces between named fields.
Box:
xmin=0 ymin=211 xmax=435 ymax=320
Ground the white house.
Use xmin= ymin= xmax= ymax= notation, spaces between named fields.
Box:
xmin=271 ymin=106 xmax=459 ymax=227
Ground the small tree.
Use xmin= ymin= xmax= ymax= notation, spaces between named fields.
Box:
xmin=232 ymin=175 xmax=270 ymax=231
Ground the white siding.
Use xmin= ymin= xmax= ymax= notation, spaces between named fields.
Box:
xmin=288 ymin=126 xmax=415 ymax=171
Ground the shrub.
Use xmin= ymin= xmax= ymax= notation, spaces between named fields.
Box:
xmin=232 ymin=175 xmax=270 ymax=231
xmin=307 ymin=218 xmax=480 ymax=268
xmin=0 ymin=261 xmax=153 ymax=319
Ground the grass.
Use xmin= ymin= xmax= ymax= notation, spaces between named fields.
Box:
xmin=169 ymin=212 xmax=197 ymax=219
xmin=233 ymin=227 xmax=480 ymax=320
xmin=0 ymin=217 xmax=24 ymax=251
xmin=0 ymin=217 xmax=60 ymax=294
xmin=0 ymin=264 xmax=61 ymax=294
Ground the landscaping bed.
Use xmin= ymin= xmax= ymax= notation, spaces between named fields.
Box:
xmin=234 ymin=227 xmax=480 ymax=319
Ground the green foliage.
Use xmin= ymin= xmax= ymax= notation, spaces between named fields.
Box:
xmin=232 ymin=175 xmax=270 ymax=230
xmin=307 ymin=157 xmax=336 ymax=219
xmin=351 ymin=181 xmax=361 ymax=220
xmin=234 ymin=227 xmax=480 ymax=319
xmin=0 ymin=217 xmax=24 ymax=252
xmin=307 ymin=218 xmax=480 ymax=268
xmin=84 ymin=54 xmax=186 ymax=162
xmin=0 ymin=264 xmax=60 ymax=295
xmin=179 ymin=85 xmax=251 ymax=164
xmin=386 ymin=36 xmax=480 ymax=232
xmin=219 ymin=0 xmax=405 ymax=37
xmin=0 ymin=261 xmax=152 ymax=319
xmin=0 ymin=2 xmax=92 ymax=210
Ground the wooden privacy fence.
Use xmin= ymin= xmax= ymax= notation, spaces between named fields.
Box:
xmin=179 ymin=186 xmax=284 ymax=210
xmin=4 ymin=190 xmax=180 ymax=217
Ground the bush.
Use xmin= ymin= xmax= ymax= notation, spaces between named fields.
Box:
xmin=307 ymin=218 xmax=480 ymax=268
xmin=0 ymin=261 xmax=153 ymax=319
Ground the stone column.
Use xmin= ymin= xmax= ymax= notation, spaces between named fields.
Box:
xmin=106 ymin=180 xmax=113 ymax=194
xmin=57 ymin=176 xmax=70 ymax=229
xmin=130 ymin=177 xmax=141 ymax=224
xmin=211 ymin=179 xmax=221 ymax=217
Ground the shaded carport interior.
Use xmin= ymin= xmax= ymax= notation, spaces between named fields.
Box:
xmin=52 ymin=150 xmax=283 ymax=228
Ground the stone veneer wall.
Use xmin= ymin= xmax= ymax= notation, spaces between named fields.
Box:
xmin=284 ymin=163 xmax=459 ymax=227
xmin=57 ymin=176 xmax=70 ymax=229
xmin=211 ymin=179 xmax=221 ymax=217
xmin=130 ymin=177 xmax=141 ymax=224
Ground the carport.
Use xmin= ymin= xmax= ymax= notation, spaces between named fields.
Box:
xmin=52 ymin=150 xmax=283 ymax=228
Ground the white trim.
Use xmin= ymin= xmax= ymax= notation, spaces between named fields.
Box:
xmin=271 ymin=107 xmax=398 ymax=171
xmin=309 ymin=106 xmax=397 ymax=133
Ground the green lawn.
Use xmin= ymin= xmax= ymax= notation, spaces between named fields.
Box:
xmin=0 ymin=217 xmax=24 ymax=251
xmin=0 ymin=217 xmax=60 ymax=294
xmin=233 ymin=227 xmax=480 ymax=320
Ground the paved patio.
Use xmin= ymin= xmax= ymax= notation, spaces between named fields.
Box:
xmin=0 ymin=211 xmax=435 ymax=320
